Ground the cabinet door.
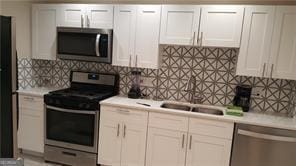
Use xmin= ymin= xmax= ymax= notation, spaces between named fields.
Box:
xmin=160 ymin=5 xmax=201 ymax=45
xmin=236 ymin=6 xmax=275 ymax=77
xmin=270 ymin=6 xmax=296 ymax=80
xmin=135 ymin=5 xmax=161 ymax=69
xmin=112 ymin=5 xmax=137 ymax=67
xmin=98 ymin=110 xmax=122 ymax=166
xmin=120 ymin=123 xmax=147 ymax=166
xmin=146 ymin=128 xmax=187 ymax=166
xmin=86 ymin=5 xmax=114 ymax=29
xmin=59 ymin=4 xmax=86 ymax=27
xmin=18 ymin=96 xmax=44 ymax=154
xmin=199 ymin=5 xmax=244 ymax=47
xmin=186 ymin=134 xmax=232 ymax=166
xmin=18 ymin=113 xmax=44 ymax=153
xmin=32 ymin=4 xmax=58 ymax=60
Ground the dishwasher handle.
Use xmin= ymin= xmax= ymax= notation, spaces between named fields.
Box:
xmin=238 ymin=129 xmax=296 ymax=143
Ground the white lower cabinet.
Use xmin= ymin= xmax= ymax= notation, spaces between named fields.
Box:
xmin=98 ymin=107 xmax=234 ymax=166
xmin=98 ymin=106 xmax=148 ymax=166
xmin=146 ymin=128 xmax=187 ymax=166
xmin=146 ymin=112 xmax=234 ymax=166
xmin=17 ymin=94 xmax=45 ymax=153
xmin=186 ymin=134 xmax=232 ymax=166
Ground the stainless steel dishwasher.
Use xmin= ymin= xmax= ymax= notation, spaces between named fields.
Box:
xmin=231 ymin=123 xmax=296 ymax=166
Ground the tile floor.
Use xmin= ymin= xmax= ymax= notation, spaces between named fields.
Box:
xmin=19 ymin=153 xmax=61 ymax=166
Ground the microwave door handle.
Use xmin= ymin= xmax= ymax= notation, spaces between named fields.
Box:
xmin=96 ymin=34 xmax=101 ymax=57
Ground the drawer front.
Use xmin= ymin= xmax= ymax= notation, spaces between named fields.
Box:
xmin=101 ymin=105 xmax=148 ymax=125
xmin=19 ymin=95 xmax=44 ymax=110
xmin=189 ymin=118 xmax=234 ymax=139
xmin=149 ymin=112 xmax=188 ymax=132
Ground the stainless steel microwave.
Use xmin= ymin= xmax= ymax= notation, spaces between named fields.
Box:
xmin=57 ymin=27 xmax=112 ymax=63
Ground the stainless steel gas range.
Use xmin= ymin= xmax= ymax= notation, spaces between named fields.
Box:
xmin=44 ymin=71 xmax=119 ymax=166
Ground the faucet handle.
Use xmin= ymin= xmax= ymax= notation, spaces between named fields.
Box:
xmin=185 ymin=78 xmax=191 ymax=92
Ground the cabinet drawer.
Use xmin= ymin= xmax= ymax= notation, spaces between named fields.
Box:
xmin=189 ymin=118 xmax=234 ymax=139
xmin=149 ymin=112 xmax=188 ymax=132
xmin=101 ymin=106 xmax=148 ymax=125
xmin=19 ymin=95 xmax=44 ymax=110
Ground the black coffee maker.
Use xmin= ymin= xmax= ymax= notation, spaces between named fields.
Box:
xmin=233 ymin=85 xmax=252 ymax=112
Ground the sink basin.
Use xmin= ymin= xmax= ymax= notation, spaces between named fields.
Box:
xmin=161 ymin=103 xmax=191 ymax=112
xmin=192 ymin=107 xmax=224 ymax=116
xmin=160 ymin=102 xmax=224 ymax=116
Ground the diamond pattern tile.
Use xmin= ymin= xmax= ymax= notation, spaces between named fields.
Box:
xmin=17 ymin=46 xmax=296 ymax=116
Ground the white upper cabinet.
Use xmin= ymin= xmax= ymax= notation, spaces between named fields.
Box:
xmin=236 ymin=6 xmax=275 ymax=77
xmin=32 ymin=4 xmax=59 ymax=60
xmin=112 ymin=5 xmax=137 ymax=67
xmin=199 ymin=5 xmax=244 ymax=47
xmin=112 ymin=5 xmax=161 ymax=69
xmin=59 ymin=4 xmax=113 ymax=28
xmin=160 ymin=5 xmax=201 ymax=45
xmin=59 ymin=4 xmax=86 ymax=27
xmin=86 ymin=5 xmax=114 ymax=29
xmin=135 ymin=5 xmax=161 ymax=69
xmin=270 ymin=6 xmax=296 ymax=80
xmin=236 ymin=6 xmax=296 ymax=80
xmin=160 ymin=5 xmax=244 ymax=47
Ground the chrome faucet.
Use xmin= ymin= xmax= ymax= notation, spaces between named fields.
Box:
xmin=185 ymin=76 xmax=203 ymax=104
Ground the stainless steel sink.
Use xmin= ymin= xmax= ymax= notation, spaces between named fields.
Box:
xmin=160 ymin=102 xmax=224 ymax=116
xmin=161 ymin=103 xmax=191 ymax=112
xmin=192 ymin=107 xmax=224 ymax=116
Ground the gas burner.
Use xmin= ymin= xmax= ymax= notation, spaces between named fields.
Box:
xmin=44 ymin=71 xmax=119 ymax=110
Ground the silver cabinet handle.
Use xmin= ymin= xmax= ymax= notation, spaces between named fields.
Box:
xmin=262 ymin=63 xmax=266 ymax=77
xmin=270 ymin=64 xmax=274 ymax=78
xmin=200 ymin=32 xmax=203 ymax=47
xmin=81 ymin=15 xmax=84 ymax=28
xmin=123 ymin=124 xmax=126 ymax=138
xmin=129 ymin=54 xmax=132 ymax=67
xmin=135 ymin=55 xmax=138 ymax=68
xmin=117 ymin=109 xmax=130 ymax=114
xmin=238 ymin=129 xmax=296 ymax=143
xmin=23 ymin=96 xmax=34 ymax=101
xmin=182 ymin=134 xmax=185 ymax=148
xmin=95 ymin=34 xmax=101 ymax=57
xmin=189 ymin=135 xmax=192 ymax=150
xmin=117 ymin=124 xmax=120 ymax=137
xmin=192 ymin=32 xmax=196 ymax=46
xmin=87 ymin=15 xmax=90 ymax=28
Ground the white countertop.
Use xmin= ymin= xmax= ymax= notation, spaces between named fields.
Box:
xmin=100 ymin=96 xmax=296 ymax=131
xmin=17 ymin=87 xmax=61 ymax=97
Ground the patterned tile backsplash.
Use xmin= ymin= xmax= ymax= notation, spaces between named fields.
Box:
xmin=18 ymin=46 xmax=296 ymax=116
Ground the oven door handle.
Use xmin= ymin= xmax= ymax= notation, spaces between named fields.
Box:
xmin=95 ymin=34 xmax=101 ymax=57
xmin=46 ymin=105 xmax=96 ymax=115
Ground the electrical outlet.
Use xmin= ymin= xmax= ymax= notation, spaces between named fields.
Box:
xmin=251 ymin=87 xmax=264 ymax=97
xmin=140 ymin=77 xmax=154 ymax=87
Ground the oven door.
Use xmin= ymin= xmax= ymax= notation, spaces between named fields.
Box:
xmin=57 ymin=27 xmax=112 ymax=63
xmin=45 ymin=105 xmax=99 ymax=153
